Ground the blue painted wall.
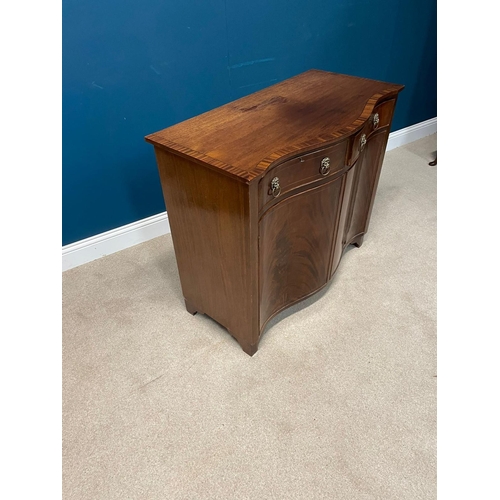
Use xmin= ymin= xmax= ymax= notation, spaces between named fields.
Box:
xmin=63 ymin=0 xmax=436 ymax=245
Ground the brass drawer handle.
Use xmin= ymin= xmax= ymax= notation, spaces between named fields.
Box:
xmin=360 ymin=134 xmax=367 ymax=151
xmin=270 ymin=177 xmax=281 ymax=198
xmin=320 ymin=157 xmax=330 ymax=176
xmin=373 ymin=113 xmax=380 ymax=129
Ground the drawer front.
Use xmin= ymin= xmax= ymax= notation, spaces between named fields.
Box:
xmin=259 ymin=140 xmax=348 ymax=211
xmin=349 ymin=98 xmax=396 ymax=165
xmin=373 ymin=98 xmax=396 ymax=130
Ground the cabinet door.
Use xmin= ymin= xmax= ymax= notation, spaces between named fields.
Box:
xmin=345 ymin=129 xmax=389 ymax=245
xmin=259 ymin=177 xmax=343 ymax=329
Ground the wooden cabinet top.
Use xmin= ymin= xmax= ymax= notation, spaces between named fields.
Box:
xmin=145 ymin=69 xmax=404 ymax=183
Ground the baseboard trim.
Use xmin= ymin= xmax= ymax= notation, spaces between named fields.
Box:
xmin=62 ymin=212 xmax=170 ymax=271
xmin=386 ymin=117 xmax=436 ymax=151
xmin=62 ymin=117 xmax=436 ymax=271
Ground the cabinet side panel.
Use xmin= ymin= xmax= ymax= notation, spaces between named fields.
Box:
xmin=154 ymin=148 xmax=258 ymax=346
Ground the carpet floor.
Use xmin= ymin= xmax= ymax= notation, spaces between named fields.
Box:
xmin=63 ymin=134 xmax=437 ymax=499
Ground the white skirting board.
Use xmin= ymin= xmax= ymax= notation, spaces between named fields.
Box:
xmin=386 ymin=117 xmax=436 ymax=151
xmin=62 ymin=213 xmax=170 ymax=272
xmin=62 ymin=117 xmax=436 ymax=271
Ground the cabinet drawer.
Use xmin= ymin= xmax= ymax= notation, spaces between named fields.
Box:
xmin=373 ymin=98 xmax=395 ymax=130
xmin=348 ymin=99 xmax=396 ymax=165
xmin=259 ymin=140 xmax=348 ymax=210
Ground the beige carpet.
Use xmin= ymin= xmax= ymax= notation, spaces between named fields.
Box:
xmin=63 ymin=134 xmax=437 ymax=500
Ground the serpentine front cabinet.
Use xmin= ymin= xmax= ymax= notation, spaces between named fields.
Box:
xmin=146 ymin=70 xmax=404 ymax=355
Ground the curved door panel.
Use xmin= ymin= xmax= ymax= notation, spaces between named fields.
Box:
xmin=259 ymin=177 xmax=343 ymax=330
xmin=345 ymin=129 xmax=389 ymax=244
xmin=330 ymin=164 xmax=356 ymax=278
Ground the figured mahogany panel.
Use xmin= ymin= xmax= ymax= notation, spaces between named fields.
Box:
xmin=259 ymin=178 xmax=343 ymax=330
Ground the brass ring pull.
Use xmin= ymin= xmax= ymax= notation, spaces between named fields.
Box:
xmin=320 ymin=157 xmax=330 ymax=176
xmin=373 ymin=113 xmax=379 ymax=129
xmin=360 ymin=134 xmax=367 ymax=151
xmin=270 ymin=177 xmax=281 ymax=198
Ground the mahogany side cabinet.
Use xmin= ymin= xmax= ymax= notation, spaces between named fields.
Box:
xmin=145 ymin=70 xmax=404 ymax=355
